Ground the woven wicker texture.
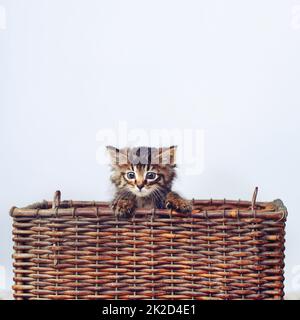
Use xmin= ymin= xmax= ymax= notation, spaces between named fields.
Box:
xmin=11 ymin=190 xmax=287 ymax=300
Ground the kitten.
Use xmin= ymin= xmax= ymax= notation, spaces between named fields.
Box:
xmin=106 ymin=145 xmax=192 ymax=217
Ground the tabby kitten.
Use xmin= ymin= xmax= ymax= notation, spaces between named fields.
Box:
xmin=106 ymin=146 xmax=192 ymax=217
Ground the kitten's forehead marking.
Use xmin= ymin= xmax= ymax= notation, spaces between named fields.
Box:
xmin=134 ymin=165 xmax=145 ymax=178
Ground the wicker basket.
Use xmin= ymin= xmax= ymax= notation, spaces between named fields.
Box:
xmin=10 ymin=189 xmax=287 ymax=300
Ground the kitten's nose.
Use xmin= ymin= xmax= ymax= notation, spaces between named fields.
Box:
xmin=137 ymin=184 xmax=144 ymax=191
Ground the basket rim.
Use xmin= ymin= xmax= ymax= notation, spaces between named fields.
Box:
xmin=10 ymin=198 xmax=288 ymax=220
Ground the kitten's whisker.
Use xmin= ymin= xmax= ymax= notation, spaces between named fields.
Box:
xmin=152 ymin=188 xmax=165 ymax=208
xmin=152 ymin=190 xmax=160 ymax=207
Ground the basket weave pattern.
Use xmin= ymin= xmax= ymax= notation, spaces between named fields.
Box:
xmin=11 ymin=192 xmax=287 ymax=300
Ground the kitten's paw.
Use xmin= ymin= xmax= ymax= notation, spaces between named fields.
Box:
xmin=165 ymin=197 xmax=192 ymax=213
xmin=111 ymin=199 xmax=136 ymax=217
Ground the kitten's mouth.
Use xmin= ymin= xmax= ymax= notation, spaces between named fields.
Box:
xmin=131 ymin=187 xmax=152 ymax=197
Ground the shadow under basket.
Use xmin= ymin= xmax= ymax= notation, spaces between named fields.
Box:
xmin=10 ymin=189 xmax=287 ymax=300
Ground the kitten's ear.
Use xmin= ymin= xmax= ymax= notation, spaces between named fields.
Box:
xmin=157 ymin=145 xmax=177 ymax=165
xmin=106 ymin=146 xmax=128 ymax=165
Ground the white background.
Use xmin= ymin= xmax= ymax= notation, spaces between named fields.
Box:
xmin=1 ymin=0 xmax=300 ymax=294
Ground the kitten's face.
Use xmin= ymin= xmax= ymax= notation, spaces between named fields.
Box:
xmin=120 ymin=164 xmax=162 ymax=197
xmin=107 ymin=146 xmax=177 ymax=198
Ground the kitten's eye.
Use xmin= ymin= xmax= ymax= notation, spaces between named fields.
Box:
xmin=126 ymin=172 xmax=135 ymax=180
xmin=146 ymin=172 xmax=157 ymax=180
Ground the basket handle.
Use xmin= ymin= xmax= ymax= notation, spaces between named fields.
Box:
xmin=52 ymin=190 xmax=61 ymax=209
xmin=251 ymin=187 xmax=258 ymax=211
